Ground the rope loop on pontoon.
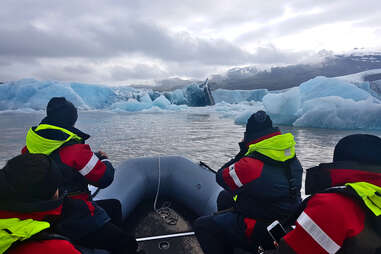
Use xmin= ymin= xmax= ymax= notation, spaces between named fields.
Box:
xmin=154 ymin=156 xmax=178 ymax=225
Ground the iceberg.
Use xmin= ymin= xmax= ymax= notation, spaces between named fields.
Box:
xmin=298 ymin=76 xmax=372 ymax=102
xmin=232 ymin=76 xmax=381 ymax=130
xmin=212 ymin=89 xmax=268 ymax=104
xmin=70 ymin=83 xmax=117 ymax=109
xmin=1 ymin=74 xmax=381 ymax=130
xmin=0 ymin=79 xmax=116 ymax=110
xmin=152 ymin=95 xmax=171 ymax=109
xmin=111 ymin=99 xmax=151 ymax=112
xmin=262 ymin=87 xmax=301 ymax=125
xmin=293 ymin=96 xmax=381 ymax=130
xmin=138 ymin=93 xmax=153 ymax=104
xmin=183 ymin=80 xmax=214 ymax=107
xmin=164 ymin=89 xmax=188 ymax=105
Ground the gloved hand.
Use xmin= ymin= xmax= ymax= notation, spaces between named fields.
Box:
xmin=237 ymin=141 xmax=248 ymax=157
xmin=95 ymin=150 xmax=108 ymax=160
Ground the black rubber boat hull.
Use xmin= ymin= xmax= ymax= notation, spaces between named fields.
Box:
xmin=93 ymin=156 xmax=223 ymax=253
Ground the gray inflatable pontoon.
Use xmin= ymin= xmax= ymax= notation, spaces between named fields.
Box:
xmin=93 ymin=156 xmax=223 ymax=253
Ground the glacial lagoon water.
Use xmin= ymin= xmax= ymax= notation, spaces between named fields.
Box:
xmin=1 ymin=111 xmax=381 ymax=172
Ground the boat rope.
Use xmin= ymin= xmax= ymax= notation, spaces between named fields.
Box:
xmin=153 ymin=156 xmax=161 ymax=211
xmin=154 ymin=156 xmax=178 ymax=225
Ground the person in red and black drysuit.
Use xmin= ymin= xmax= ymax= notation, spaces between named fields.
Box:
xmin=0 ymin=153 xmax=140 ymax=254
xmin=0 ymin=153 xmax=81 ymax=254
xmin=276 ymin=134 xmax=381 ymax=254
xmin=194 ymin=110 xmax=303 ymax=253
xmin=20 ymin=97 xmax=139 ymax=253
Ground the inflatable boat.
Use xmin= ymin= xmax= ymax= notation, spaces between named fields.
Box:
xmin=93 ymin=156 xmax=223 ymax=253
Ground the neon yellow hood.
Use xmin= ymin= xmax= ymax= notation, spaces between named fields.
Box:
xmin=26 ymin=124 xmax=82 ymax=155
xmin=346 ymin=182 xmax=381 ymax=216
xmin=0 ymin=218 xmax=50 ymax=253
xmin=245 ymin=133 xmax=296 ymax=162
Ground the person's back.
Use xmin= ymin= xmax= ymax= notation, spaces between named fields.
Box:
xmin=194 ymin=111 xmax=303 ymax=253
xmin=22 ymin=97 xmax=114 ymax=199
xmin=217 ymin=132 xmax=302 ymax=220
xmin=21 ymin=98 xmax=117 ymax=237
xmin=0 ymin=153 xmax=81 ymax=254
xmin=20 ymin=97 xmax=141 ymax=253
xmin=278 ymin=134 xmax=381 ymax=254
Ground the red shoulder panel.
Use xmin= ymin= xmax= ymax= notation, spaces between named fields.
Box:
xmin=234 ymin=157 xmax=264 ymax=185
xmin=59 ymin=144 xmax=106 ymax=183
xmin=330 ymin=169 xmax=381 ymax=187
xmin=283 ymin=193 xmax=365 ymax=254
xmin=221 ymin=157 xmax=264 ymax=191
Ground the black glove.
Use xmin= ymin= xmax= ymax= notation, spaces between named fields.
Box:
xmin=94 ymin=152 xmax=108 ymax=160
xmin=237 ymin=141 xmax=248 ymax=157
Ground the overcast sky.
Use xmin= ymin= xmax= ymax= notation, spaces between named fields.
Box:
xmin=1 ymin=0 xmax=380 ymax=85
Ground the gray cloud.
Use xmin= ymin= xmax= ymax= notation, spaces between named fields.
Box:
xmin=238 ymin=0 xmax=381 ymax=42
xmin=110 ymin=64 xmax=169 ymax=81
xmin=0 ymin=60 xmax=12 ymax=67
xmin=32 ymin=65 xmax=100 ymax=83
xmin=0 ymin=15 xmax=257 ymax=66
xmin=0 ymin=0 xmax=379 ymax=83
xmin=63 ymin=65 xmax=93 ymax=75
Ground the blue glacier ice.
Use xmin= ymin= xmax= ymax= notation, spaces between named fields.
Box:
xmin=111 ymin=99 xmax=151 ymax=112
xmin=298 ymin=76 xmax=371 ymax=102
xmin=138 ymin=93 xmax=153 ymax=104
xmin=184 ymin=83 xmax=213 ymax=107
xmin=262 ymin=87 xmax=301 ymax=125
xmin=1 ymin=75 xmax=381 ymax=130
xmin=213 ymin=89 xmax=268 ymax=104
xmin=293 ymin=96 xmax=381 ymax=129
xmin=152 ymin=95 xmax=171 ymax=109
xmin=164 ymin=89 xmax=188 ymax=105
xmin=70 ymin=83 xmax=117 ymax=109
xmin=233 ymin=76 xmax=381 ymax=130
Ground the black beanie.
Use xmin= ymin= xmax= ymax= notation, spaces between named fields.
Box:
xmin=246 ymin=110 xmax=273 ymax=133
xmin=46 ymin=97 xmax=78 ymax=126
xmin=2 ymin=153 xmax=62 ymax=201
xmin=333 ymin=134 xmax=381 ymax=165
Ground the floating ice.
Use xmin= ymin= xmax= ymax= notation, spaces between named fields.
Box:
xmin=262 ymin=87 xmax=301 ymax=125
xmin=298 ymin=76 xmax=371 ymax=102
xmin=152 ymin=95 xmax=171 ymax=109
xmin=164 ymin=89 xmax=187 ymax=105
xmin=293 ymin=96 xmax=381 ymax=130
xmin=213 ymin=89 xmax=267 ymax=104
xmin=1 ymin=74 xmax=381 ymax=130
xmin=184 ymin=83 xmax=212 ymax=107
xmin=111 ymin=99 xmax=151 ymax=112
xmin=70 ymin=82 xmax=117 ymax=109
xmin=138 ymin=93 xmax=153 ymax=104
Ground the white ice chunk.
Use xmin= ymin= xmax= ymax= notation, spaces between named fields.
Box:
xmin=294 ymin=96 xmax=381 ymax=130
xmin=152 ymin=95 xmax=171 ymax=109
xmin=262 ymin=87 xmax=301 ymax=125
xmin=299 ymin=76 xmax=371 ymax=102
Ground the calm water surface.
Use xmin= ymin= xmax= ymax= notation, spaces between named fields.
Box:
xmin=1 ymin=111 xmax=380 ymax=173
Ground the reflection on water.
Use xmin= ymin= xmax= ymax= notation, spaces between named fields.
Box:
xmin=1 ymin=111 xmax=381 ymax=175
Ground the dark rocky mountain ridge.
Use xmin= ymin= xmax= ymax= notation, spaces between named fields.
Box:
xmin=134 ymin=53 xmax=381 ymax=91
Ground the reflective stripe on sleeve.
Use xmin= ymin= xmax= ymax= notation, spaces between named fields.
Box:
xmin=78 ymin=153 xmax=99 ymax=176
xmin=297 ymin=211 xmax=341 ymax=254
xmin=229 ymin=164 xmax=243 ymax=188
